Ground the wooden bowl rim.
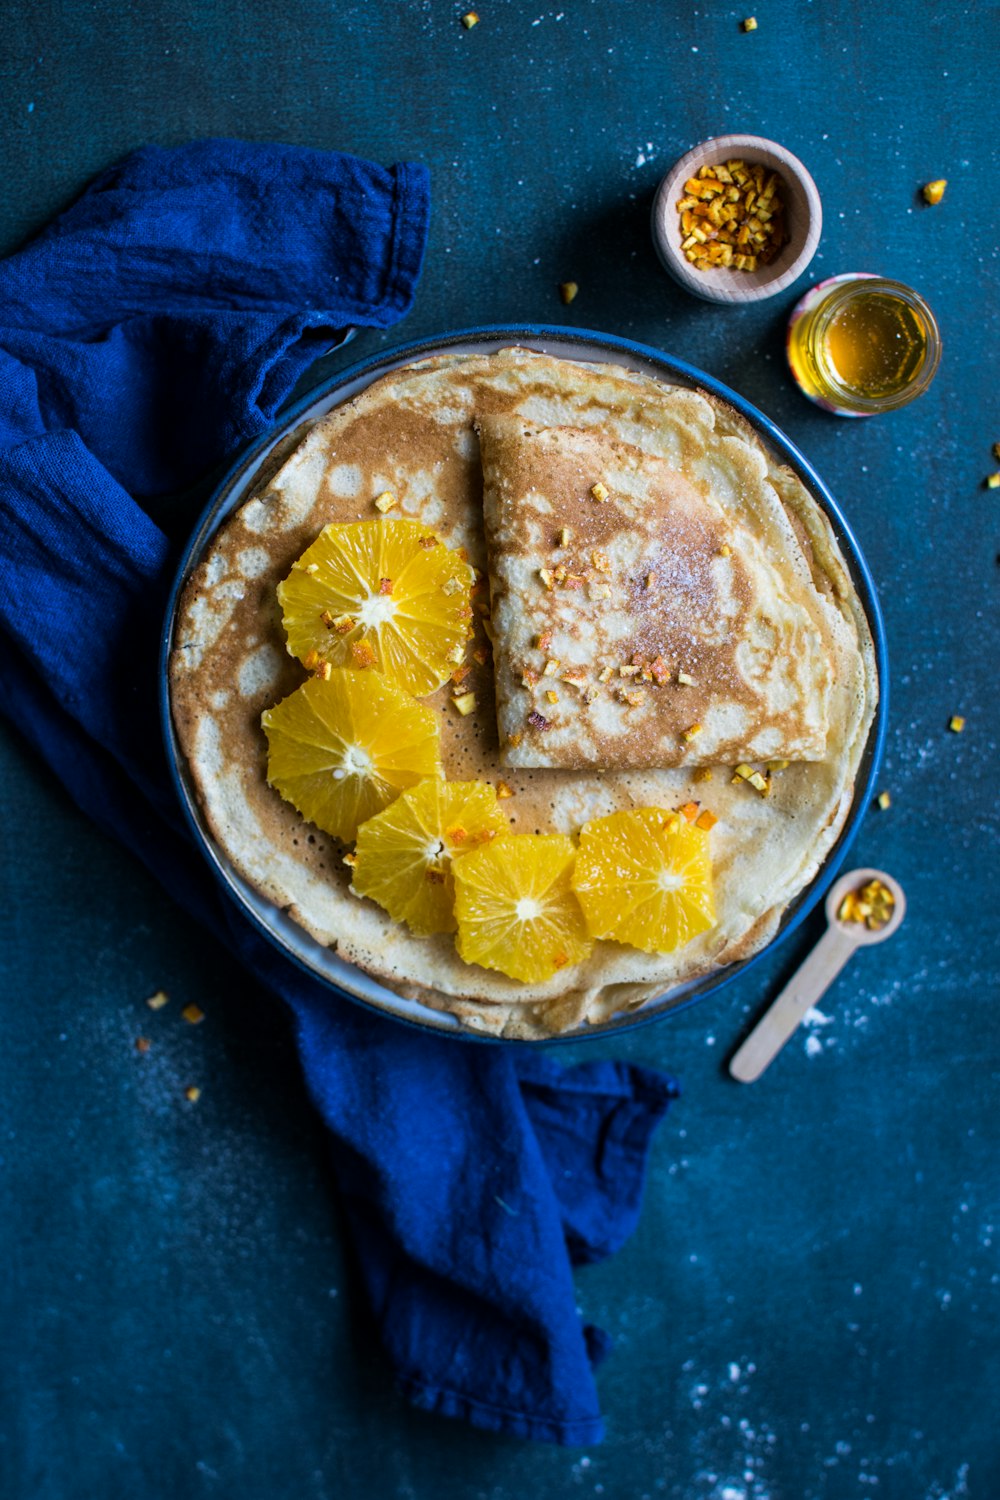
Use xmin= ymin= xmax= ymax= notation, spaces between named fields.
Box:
xmin=651 ymin=133 xmax=823 ymax=305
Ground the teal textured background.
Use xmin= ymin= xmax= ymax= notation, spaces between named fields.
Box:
xmin=1 ymin=2 xmax=998 ymax=1497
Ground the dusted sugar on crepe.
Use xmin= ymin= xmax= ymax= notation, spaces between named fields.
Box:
xmin=479 ymin=415 xmax=837 ymax=771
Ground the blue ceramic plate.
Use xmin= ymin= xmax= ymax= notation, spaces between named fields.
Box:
xmin=160 ymin=326 xmax=888 ymax=1042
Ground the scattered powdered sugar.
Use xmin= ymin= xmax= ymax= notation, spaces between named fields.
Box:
xmin=804 ymin=1006 xmax=834 ymax=1028
xmin=802 ymin=1005 xmax=836 ymax=1058
xmin=924 ymin=1464 xmax=971 ymax=1500
xmin=796 ymin=956 xmax=939 ymax=1058
xmin=671 ymin=1357 xmax=775 ymax=1498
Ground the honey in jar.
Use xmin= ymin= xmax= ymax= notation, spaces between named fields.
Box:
xmin=786 ymin=274 xmax=941 ymax=415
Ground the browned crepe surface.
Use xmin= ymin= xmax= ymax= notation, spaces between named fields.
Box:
xmin=478 ymin=415 xmax=836 ymax=771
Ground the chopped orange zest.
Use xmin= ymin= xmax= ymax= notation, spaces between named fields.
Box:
xmin=351 ymin=640 xmax=377 ymax=668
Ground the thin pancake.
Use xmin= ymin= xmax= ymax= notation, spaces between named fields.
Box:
xmin=169 ymin=346 xmax=877 ymax=1038
xmin=479 ymin=415 xmax=835 ymax=770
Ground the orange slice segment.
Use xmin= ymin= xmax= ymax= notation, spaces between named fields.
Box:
xmin=277 ymin=519 xmax=475 ymax=696
xmin=352 ymin=779 xmax=509 ymax=936
xmin=453 ymin=834 xmax=591 ymax=983
xmin=262 ymin=670 xmax=441 ymax=842
xmin=571 ymin=807 xmax=716 ymax=954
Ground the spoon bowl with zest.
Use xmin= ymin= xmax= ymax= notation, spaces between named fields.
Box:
xmin=729 ymin=868 xmax=905 ymax=1082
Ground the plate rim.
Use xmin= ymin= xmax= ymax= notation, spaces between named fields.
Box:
xmin=158 ymin=322 xmax=889 ymax=1044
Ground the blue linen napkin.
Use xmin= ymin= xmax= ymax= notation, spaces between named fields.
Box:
xmin=0 ymin=139 xmax=680 ymax=1447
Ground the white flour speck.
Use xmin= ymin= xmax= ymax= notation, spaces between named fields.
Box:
xmin=804 ymin=1007 xmax=834 ymax=1027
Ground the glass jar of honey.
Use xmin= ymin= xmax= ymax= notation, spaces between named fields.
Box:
xmin=786 ymin=273 xmax=941 ymax=416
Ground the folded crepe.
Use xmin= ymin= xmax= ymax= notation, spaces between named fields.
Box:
xmin=479 ymin=415 xmax=837 ymax=771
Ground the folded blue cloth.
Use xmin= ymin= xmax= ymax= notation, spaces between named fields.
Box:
xmin=0 ymin=139 xmax=679 ymax=1446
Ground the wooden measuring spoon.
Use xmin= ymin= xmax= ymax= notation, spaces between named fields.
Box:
xmin=729 ymin=868 xmax=906 ymax=1083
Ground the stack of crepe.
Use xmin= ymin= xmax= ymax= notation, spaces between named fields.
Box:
xmin=170 ymin=347 xmax=877 ymax=1038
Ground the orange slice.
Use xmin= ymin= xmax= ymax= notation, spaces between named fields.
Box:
xmin=277 ymin=519 xmax=475 ymax=696
xmin=262 ymin=670 xmax=441 ymax=842
xmin=571 ymin=807 xmax=716 ymax=954
xmin=453 ymin=834 xmax=591 ymax=983
xmin=352 ymin=780 xmax=509 ymax=936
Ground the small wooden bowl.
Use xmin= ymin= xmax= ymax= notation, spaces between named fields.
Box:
xmin=651 ymin=133 xmax=822 ymax=305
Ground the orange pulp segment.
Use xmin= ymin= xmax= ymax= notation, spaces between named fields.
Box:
xmin=352 ymin=779 xmax=509 ymax=936
xmin=572 ymin=807 xmax=716 ymax=954
xmin=453 ymin=834 xmax=591 ymax=983
xmin=277 ymin=519 xmax=475 ymax=696
xmin=262 ymin=670 xmax=441 ymax=842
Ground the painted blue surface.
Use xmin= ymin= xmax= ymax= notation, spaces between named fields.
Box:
xmin=1 ymin=3 xmax=998 ymax=1498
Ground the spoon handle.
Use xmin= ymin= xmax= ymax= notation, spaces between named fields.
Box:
xmin=729 ymin=924 xmax=858 ymax=1083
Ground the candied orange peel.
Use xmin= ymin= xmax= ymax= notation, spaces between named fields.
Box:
xmin=677 ymin=160 xmax=786 ymax=272
xmin=838 ymin=878 xmax=895 ymax=931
